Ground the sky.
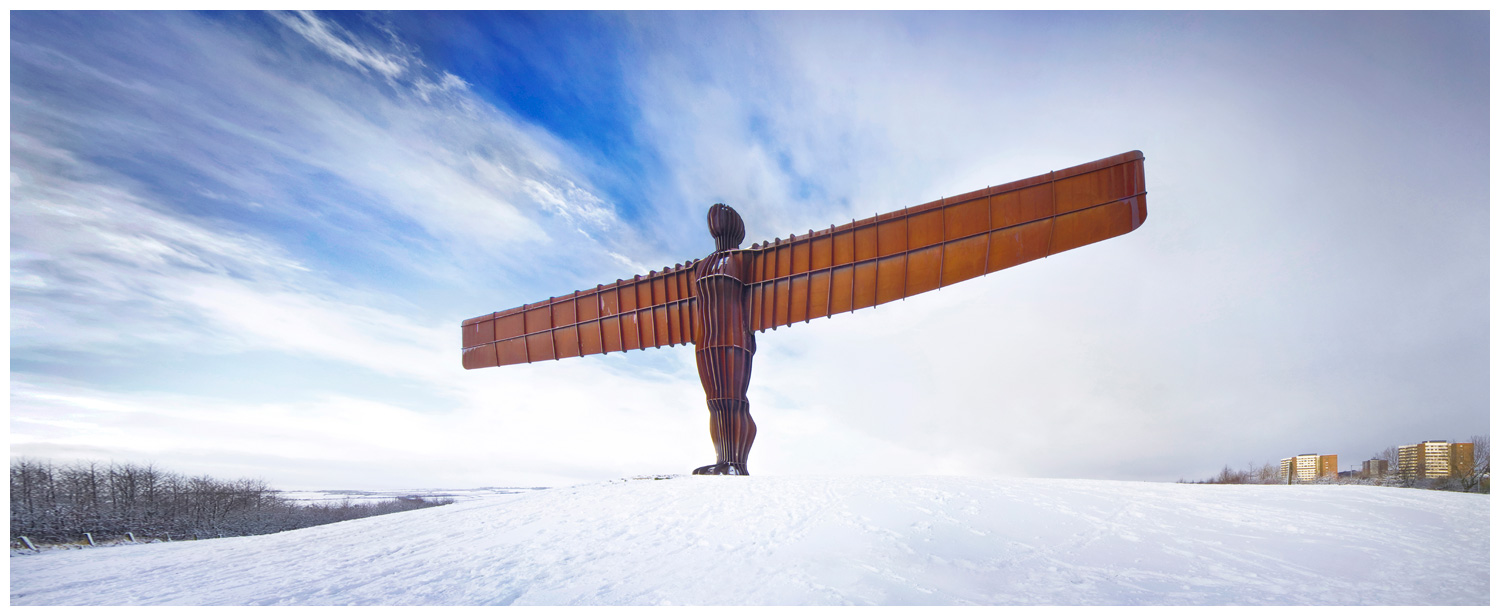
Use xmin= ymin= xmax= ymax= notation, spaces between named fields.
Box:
xmin=8 ymin=11 xmax=1489 ymax=490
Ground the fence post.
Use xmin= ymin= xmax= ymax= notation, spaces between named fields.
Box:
xmin=84 ymin=532 xmax=95 ymax=547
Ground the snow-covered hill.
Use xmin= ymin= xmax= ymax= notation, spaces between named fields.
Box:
xmin=9 ymin=476 xmax=1489 ymax=605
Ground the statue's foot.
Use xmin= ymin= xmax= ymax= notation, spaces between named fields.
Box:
xmin=691 ymin=463 xmax=748 ymax=476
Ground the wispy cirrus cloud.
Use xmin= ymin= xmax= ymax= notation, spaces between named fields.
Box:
xmin=11 ymin=129 xmax=455 ymax=387
xmin=12 ymin=11 xmax=643 ymax=296
xmin=10 ymin=11 xmax=650 ymax=372
xmin=271 ymin=10 xmax=413 ymax=80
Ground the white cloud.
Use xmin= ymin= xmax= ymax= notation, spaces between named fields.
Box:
xmin=9 ymin=11 xmax=655 ymax=368
xmin=14 ymin=11 xmax=648 ymax=294
xmin=271 ymin=10 xmax=410 ymax=80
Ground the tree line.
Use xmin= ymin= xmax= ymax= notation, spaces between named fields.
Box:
xmin=10 ymin=459 xmax=453 ymax=546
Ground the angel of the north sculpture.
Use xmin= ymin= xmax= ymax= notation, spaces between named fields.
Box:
xmin=462 ymin=150 xmax=1147 ymax=475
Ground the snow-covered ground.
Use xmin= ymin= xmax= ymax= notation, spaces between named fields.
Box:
xmin=9 ymin=476 xmax=1488 ymax=605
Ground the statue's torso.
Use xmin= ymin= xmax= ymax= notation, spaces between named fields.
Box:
xmin=693 ymin=249 xmax=756 ymax=352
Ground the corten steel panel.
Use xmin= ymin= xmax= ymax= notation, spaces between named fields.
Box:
xmin=829 ymin=266 xmax=854 ymax=314
xmin=775 ymin=244 xmax=793 ymax=278
xmin=905 ymin=246 xmax=942 ymax=296
xmin=663 ymin=304 xmax=678 ymax=346
xmin=810 ymin=235 xmax=833 ymax=270
xmin=461 ymin=150 xmax=1145 ymax=367
xmin=619 ymin=283 xmax=637 ymax=312
xmin=639 ymin=307 xmax=654 ymax=349
xmin=854 ymin=226 xmax=879 ymax=261
xmin=786 ymin=275 xmax=808 ymax=323
xmin=775 ymin=278 xmax=792 ymax=328
xmin=945 ymin=197 xmax=990 ymax=240
xmin=497 ymin=338 xmax=527 ymax=366
xmin=551 ymin=299 xmax=576 ymax=328
xmin=600 ymin=316 xmax=623 ymax=353
xmin=635 ymin=279 xmax=652 ymax=312
xmin=577 ymin=291 xmax=600 ymax=321
xmin=496 ymin=313 xmax=524 ymax=341
xmin=832 ymin=230 xmax=855 ymax=265
xmin=792 ymin=239 xmax=811 ymax=276
xmin=642 ymin=307 xmax=658 ymax=348
xmin=808 ymin=270 xmax=832 ymax=319
xmin=525 ymin=333 xmax=555 ymax=362
xmin=554 ymin=326 xmax=581 ymax=360
xmin=653 ymin=306 xmax=670 ymax=347
xmin=600 ymin=287 xmax=621 ymax=316
xmin=524 ymin=307 xmax=551 ymax=335
xmin=637 ymin=309 xmax=656 ymax=349
xmin=462 ymin=318 xmax=495 ymax=349
xmin=942 ymin=234 xmax=989 ymax=287
xmin=1051 ymin=197 xmax=1143 ymax=255
xmin=653 ymin=276 xmax=669 ymax=305
xmin=751 ymin=249 xmax=766 ymax=283
xmin=463 ymin=343 xmax=497 ymax=370
xmin=852 ymin=261 xmax=878 ymax=310
xmin=989 ymin=219 xmax=1052 ymax=272
xmin=907 ymin=210 xmax=944 ymax=250
xmin=1055 ymin=158 xmax=1144 ymax=215
xmin=579 ymin=321 xmax=604 ymax=355
xmin=874 ymin=256 xmax=906 ymax=305
xmin=992 ymin=184 xmax=1053 ymax=229
xmin=755 ymin=279 xmax=771 ymax=330
xmin=678 ymin=301 xmax=693 ymax=344
xmin=622 ymin=313 xmax=643 ymax=351
xmin=877 ymin=219 xmax=907 ymax=257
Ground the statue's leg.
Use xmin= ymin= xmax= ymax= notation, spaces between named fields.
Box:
xmin=708 ymin=398 xmax=756 ymax=474
xmin=693 ymin=345 xmax=755 ymax=475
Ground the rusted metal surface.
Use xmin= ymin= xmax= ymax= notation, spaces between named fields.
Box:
xmin=746 ymin=150 xmax=1146 ymax=330
xmin=690 ymin=204 xmax=758 ymax=475
xmin=461 ymin=151 xmax=1148 ymax=474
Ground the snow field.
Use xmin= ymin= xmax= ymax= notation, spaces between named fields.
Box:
xmin=9 ymin=476 xmax=1488 ymax=605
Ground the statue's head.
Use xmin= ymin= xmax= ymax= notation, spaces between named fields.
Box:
xmin=707 ymin=203 xmax=745 ymax=252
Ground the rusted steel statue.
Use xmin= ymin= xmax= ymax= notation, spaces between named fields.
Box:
xmin=462 ymin=151 xmax=1149 ymax=475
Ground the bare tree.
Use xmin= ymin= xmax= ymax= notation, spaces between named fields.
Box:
xmin=11 ymin=459 xmax=453 ymax=545
xmin=1253 ymin=461 xmax=1279 ymax=484
xmin=1456 ymin=434 xmax=1489 ymax=493
xmin=1372 ymin=445 xmax=1413 ymax=486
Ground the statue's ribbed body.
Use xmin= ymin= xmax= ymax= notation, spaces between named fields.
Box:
xmin=691 ymin=205 xmax=758 ymax=475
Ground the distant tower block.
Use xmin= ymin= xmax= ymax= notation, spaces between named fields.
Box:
xmin=1280 ymin=453 xmax=1337 ymax=482
xmin=1398 ymin=440 xmax=1476 ymax=480
xmin=1361 ymin=458 xmax=1389 ymax=478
